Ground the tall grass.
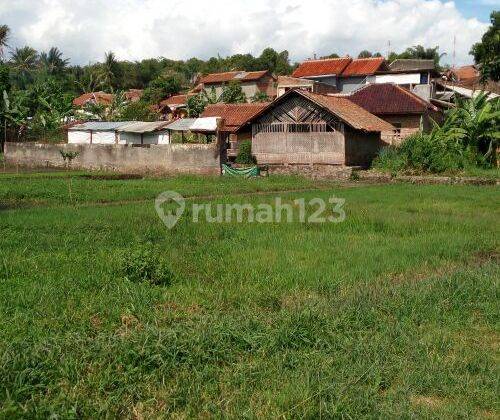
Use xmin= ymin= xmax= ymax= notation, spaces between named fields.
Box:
xmin=0 ymin=173 xmax=498 ymax=417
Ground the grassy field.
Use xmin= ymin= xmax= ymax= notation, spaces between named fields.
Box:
xmin=0 ymin=171 xmax=498 ymax=418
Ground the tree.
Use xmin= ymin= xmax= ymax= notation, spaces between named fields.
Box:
xmin=320 ymin=53 xmax=340 ymax=59
xmin=142 ymin=71 xmax=184 ymax=103
xmin=119 ymin=99 xmax=157 ymax=121
xmin=220 ymin=81 xmax=246 ymax=103
xmin=470 ymin=11 xmax=500 ymax=82
xmin=358 ymin=50 xmax=373 ymax=58
xmin=257 ymin=48 xmax=292 ymax=75
xmin=389 ymin=45 xmax=446 ymax=69
xmin=0 ymin=25 xmax=9 ymax=60
xmin=40 ymin=47 xmax=69 ymax=76
xmin=99 ymin=51 xmax=120 ymax=91
xmin=186 ymin=87 xmax=219 ymax=117
xmin=9 ymin=46 xmax=39 ymax=89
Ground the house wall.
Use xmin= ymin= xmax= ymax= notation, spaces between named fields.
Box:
xmin=372 ymin=73 xmax=421 ymax=85
xmin=68 ymin=130 xmax=116 ymax=144
xmin=344 ymin=127 xmax=383 ymax=166
xmin=205 ymin=75 xmax=275 ymax=101
xmin=4 ymin=142 xmax=220 ymax=174
xmin=306 ymin=75 xmax=338 ymax=88
xmin=252 ymin=131 xmax=346 ymax=165
xmin=378 ymin=114 xmax=422 ymax=145
xmin=338 ymin=76 xmax=368 ymax=93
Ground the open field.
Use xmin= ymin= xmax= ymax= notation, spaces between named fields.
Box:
xmin=0 ymin=171 xmax=498 ymax=418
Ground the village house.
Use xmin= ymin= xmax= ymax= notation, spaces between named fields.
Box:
xmin=292 ymin=57 xmax=437 ymax=100
xmin=68 ymin=121 xmax=172 ymax=145
xmin=72 ymin=91 xmax=114 ymax=108
xmin=156 ymin=94 xmax=194 ymax=120
xmin=246 ymin=89 xmax=393 ymax=167
xmin=203 ymin=89 xmax=392 ymax=167
xmin=346 ymin=83 xmax=441 ymax=144
xmin=72 ymin=89 xmax=144 ymax=108
xmin=201 ymin=102 xmax=269 ymax=159
xmin=199 ymin=70 xmax=277 ymax=101
xmin=276 ymin=76 xmax=338 ymax=97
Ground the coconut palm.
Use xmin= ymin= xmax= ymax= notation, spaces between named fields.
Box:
xmin=100 ymin=51 xmax=119 ymax=92
xmin=40 ymin=47 xmax=69 ymax=76
xmin=0 ymin=25 xmax=10 ymax=60
xmin=10 ymin=46 xmax=39 ymax=88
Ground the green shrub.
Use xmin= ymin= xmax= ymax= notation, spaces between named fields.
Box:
xmin=372 ymin=145 xmax=406 ymax=174
xmin=235 ymin=140 xmax=255 ymax=165
xmin=118 ymin=247 xmax=174 ymax=286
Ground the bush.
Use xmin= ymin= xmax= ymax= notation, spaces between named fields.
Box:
xmin=235 ymin=140 xmax=255 ymax=165
xmin=118 ymin=247 xmax=174 ymax=286
xmin=372 ymin=145 xmax=406 ymax=174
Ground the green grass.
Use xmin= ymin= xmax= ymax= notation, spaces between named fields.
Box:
xmin=0 ymin=171 xmax=498 ymax=418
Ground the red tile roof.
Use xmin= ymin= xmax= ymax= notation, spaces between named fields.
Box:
xmin=124 ymin=89 xmax=143 ymax=101
xmin=348 ymin=83 xmax=437 ymax=115
xmin=342 ymin=57 xmax=387 ymax=76
xmin=201 ymin=103 xmax=269 ymax=132
xmin=73 ymin=92 xmax=114 ymax=107
xmin=299 ymin=90 xmax=394 ymax=132
xmin=160 ymin=94 xmax=191 ymax=107
xmin=200 ymin=70 xmax=271 ymax=84
xmin=292 ymin=57 xmax=352 ymax=78
xmin=453 ymin=65 xmax=480 ymax=81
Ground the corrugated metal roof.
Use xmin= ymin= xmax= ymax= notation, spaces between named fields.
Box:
xmin=389 ymin=59 xmax=435 ymax=72
xmin=117 ymin=121 xmax=171 ymax=133
xmin=68 ymin=121 xmax=132 ymax=131
xmin=165 ymin=118 xmax=198 ymax=131
xmin=189 ymin=117 xmax=218 ymax=131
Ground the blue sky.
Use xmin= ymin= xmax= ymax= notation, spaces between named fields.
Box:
xmin=456 ymin=0 xmax=498 ymax=21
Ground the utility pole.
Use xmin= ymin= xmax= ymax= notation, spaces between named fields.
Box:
xmin=452 ymin=34 xmax=456 ymax=69
xmin=387 ymin=40 xmax=391 ymax=60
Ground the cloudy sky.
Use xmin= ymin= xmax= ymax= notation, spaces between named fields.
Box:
xmin=0 ymin=0 xmax=497 ymax=66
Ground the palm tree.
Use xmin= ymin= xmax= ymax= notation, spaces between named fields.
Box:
xmin=100 ymin=51 xmax=119 ymax=92
xmin=40 ymin=47 xmax=69 ymax=76
xmin=0 ymin=25 xmax=10 ymax=60
xmin=10 ymin=46 xmax=38 ymax=74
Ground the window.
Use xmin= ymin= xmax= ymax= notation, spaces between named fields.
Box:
xmin=420 ymin=72 xmax=429 ymax=84
xmin=393 ymin=123 xmax=402 ymax=134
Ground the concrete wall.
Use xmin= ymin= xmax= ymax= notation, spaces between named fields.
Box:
xmin=338 ymin=76 xmax=367 ymax=93
xmin=4 ymin=142 xmax=220 ymax=174
xmin=252 ymin=131 xmax=346 ymax=165
xmin=344 ymin=127 xmax=382 ymax=166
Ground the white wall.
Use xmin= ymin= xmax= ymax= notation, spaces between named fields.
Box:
xmin=118 ymin=131 xmax=170 ymax=145
xmin=68 ymin=130 xmax=91 ymax=144
xmin=373 ymin=73 xmax=421 ymax=85
xmin=92 ymin=131 xmax=116 ymax=144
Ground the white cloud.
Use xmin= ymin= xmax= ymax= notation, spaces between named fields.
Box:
xmin=0 ymin=0 xmax=489 ymax=65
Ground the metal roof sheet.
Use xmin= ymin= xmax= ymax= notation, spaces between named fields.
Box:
xmin=165 ymin=118 xmax=198 ymax=131
xmin=68 ymin=121 xmax=132 ymax=131
xmin=117 ymin=121 xmax=171 ymax=133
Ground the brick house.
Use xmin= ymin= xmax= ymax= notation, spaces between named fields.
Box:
xmin=199 ymin=71 xmax=276 ymax=102
xmin=347 ymin=83 xmax=441 ymax=144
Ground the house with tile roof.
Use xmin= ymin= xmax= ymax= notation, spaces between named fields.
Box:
xmin=292 ymin=57 xmax=438 ymax=100
xmin=199 ymin=70 xmax=276 ymax=102
xmin=347 ymin=83 xmax=441 ymax=144
xmin=204 ymin=89 xmax=393 ymax=166
xmin=292 ymin=57 xmax=389 ymax=93
xmin=201 ymin=102 xmax=269 ymax=159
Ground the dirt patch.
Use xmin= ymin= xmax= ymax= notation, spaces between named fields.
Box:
xmin=472 ymin=250 xmax=500 ymax=265
xmin=410 ymin=395 xmax=446 ymax=409
xmin=116 ymin=314 xmax=142 ymax=337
